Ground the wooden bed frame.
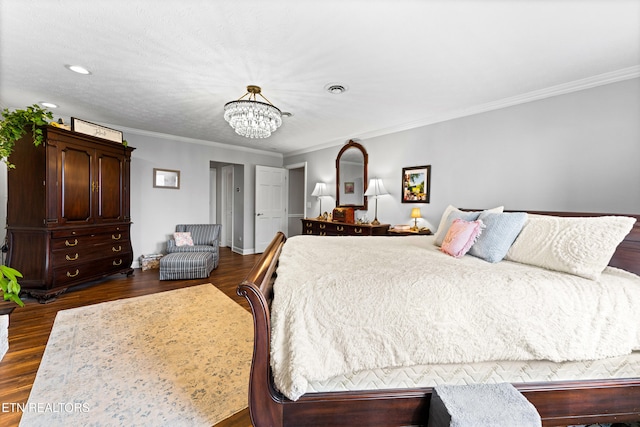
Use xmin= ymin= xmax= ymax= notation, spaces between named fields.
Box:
xmin=237 ymin=211 xmax=640 ymax=426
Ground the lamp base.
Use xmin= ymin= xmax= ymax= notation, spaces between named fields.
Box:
xmin=371 ymin=218 xmax=380 ymax=225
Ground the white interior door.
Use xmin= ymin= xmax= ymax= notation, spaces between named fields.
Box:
xmin=221 ymin=165 xmax=234 ymax=248
xmin=255 ymin=165 xmax=287 ymax=253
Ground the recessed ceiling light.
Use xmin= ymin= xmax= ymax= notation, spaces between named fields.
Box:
xmin=324 ymin=83 xmax=348 ymax=94
xmin=40 ymin=102 xmax=58 ymax=108
xmin=65 ymin=64 xmax=91 ymax=75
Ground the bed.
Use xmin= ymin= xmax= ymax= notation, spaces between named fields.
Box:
xmin=237 ymin=210 xmax=640 ymax=426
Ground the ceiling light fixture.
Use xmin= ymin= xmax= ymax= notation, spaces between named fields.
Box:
xmin=65 ymin=64 xmax=91 ymax=75
xmin=224 ymin=85 xmax=282 ymax=139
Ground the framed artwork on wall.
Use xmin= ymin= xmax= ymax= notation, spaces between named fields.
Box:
xmin=402 ymin=165 xmax=431 ymax=203
xmin=153 ymin=168 xmax=180 ymax=189
xmin=344 ymin=182 xmax=355 ymax=194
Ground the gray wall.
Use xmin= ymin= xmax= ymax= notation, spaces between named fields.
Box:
xmin=122 ymin=131 xmax=282 ymax=262
xmin=286 ymin=78 xmax=640 ymax=231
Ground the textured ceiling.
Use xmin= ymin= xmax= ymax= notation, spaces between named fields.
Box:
xmin=1 ymin=0 xmax=639 ymax=155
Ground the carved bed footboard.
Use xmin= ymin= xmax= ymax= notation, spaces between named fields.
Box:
xmin=238 ymin=211 xmax=640 ymax=426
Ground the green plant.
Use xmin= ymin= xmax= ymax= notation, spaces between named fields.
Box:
xmin=0 ymin=104 xmax=53 ymax=168
xmin=0 ymin=265 xmax=24 ymax=307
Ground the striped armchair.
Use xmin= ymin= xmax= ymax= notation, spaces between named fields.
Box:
xmin=167 ymin=224 xmax=221 ymax=268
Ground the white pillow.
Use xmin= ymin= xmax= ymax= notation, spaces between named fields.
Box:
xmin=433 ymin=205 xmax=504 ymax=246
xmin=505 ymin=215 xmax=636 ymax=280
xmin=173 ymin=231 xmax=194 ymax=247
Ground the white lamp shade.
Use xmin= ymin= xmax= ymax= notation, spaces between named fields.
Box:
xmin=311 ymin=182 xmax=328 ymax=197
xmin=364 ymin=178 xmax=388 ymax=198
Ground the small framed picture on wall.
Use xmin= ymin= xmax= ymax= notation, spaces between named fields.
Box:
xmin=402 ymin=165 xmax=431 ymax=203
xmin=153 ymin=168 xmax=180 ymax=189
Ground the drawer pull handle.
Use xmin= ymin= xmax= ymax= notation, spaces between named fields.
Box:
xmin=112 ymin=234 xmax=122 ymax=240
xmin=67 ymin=269 xmax=79 ymax=278
xmin=337 ymin=226 xmax=344 ymax=231
xmin=65 ymin=253 xmax=79 ymax=261
xmin=65 ymin=239 xmax=78 ymax=247
xmin=320 ymin=232 xmax=326 ymax=236
xmin=112 ymin=246 xmax=122 ymax=252
xmin=319 ymin=224 xmax=326 ymax=229
xmin=354 ymin=228 xmax=363 ymax=234
xmin=306 ymin=230 xmax=313 ymax=234
xmin=305 ymin=223 xmax=312 ymax=228
xmin=113 ymin=259 xmax=123 ymax=266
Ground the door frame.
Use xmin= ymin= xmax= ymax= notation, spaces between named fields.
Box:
xmin=285 ymin=162 xmax=307 ymax=236
xmin=220 ymin=165 xmax=234 ymax=248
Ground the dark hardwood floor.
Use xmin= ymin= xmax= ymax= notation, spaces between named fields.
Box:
xmin=0 ymin=247 xmax=259 ymax=427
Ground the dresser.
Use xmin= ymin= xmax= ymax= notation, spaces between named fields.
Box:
xmin=301 ymin=218 xmax=390 ymax=236
xmin=6 ymin=126 xmax=135 ymax=301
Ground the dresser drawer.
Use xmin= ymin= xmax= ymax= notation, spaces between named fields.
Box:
xmin=301 ymin=219 xmax=389 ymax=236
xmin=52 ymin=241 xmax=130 ymax=266
xmin=51 ymin=230 xmax=129 ymax=250
xmin=51 ymin=224 xmax=130 ymax=239
xmin=53 ymin=252 xmax=133 ymax=286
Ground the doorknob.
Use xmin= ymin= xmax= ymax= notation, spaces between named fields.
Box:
xmin=256 ymin=213 xmax=264 ymax=216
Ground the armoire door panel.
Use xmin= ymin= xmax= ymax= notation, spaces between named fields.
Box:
xmin=97 ymin=152 xmax=124 ymax=221
xmin=60 ymin=146 xmax=93 ymax=223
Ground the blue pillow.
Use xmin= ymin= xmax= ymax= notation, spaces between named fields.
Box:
xmin=468 ymin=212 xmax=528 ymax=263
xmin=434 ymin=210 xmax=481 ymax=246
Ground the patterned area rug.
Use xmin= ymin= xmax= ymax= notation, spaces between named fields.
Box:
xmin=19 ymin=284 xmax=253 ymax=427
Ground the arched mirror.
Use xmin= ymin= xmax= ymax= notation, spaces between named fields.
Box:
xmin=336 ymin=140 xmax=368 ymax=210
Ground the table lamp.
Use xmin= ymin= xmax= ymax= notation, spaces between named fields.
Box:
xmin=411 ymin=207 xmax=422 ymax=231
xmin=364 ymin=178 xmax=388 ymax=225
xmin=311 ymin=182 xmax=328 ymax=219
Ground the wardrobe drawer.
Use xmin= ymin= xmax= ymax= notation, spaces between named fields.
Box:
xmin=51 ymin=231 xmax=130 ymax=250
xmin=53 ymin=253 xmax=132 ymax=286
xmin=52 ymin=242 xmax=129 ymax=266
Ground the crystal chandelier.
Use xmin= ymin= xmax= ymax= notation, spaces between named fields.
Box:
xmin=224 ymin=85 xmax=282 ymax=139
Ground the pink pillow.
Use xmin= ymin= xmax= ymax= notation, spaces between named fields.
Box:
xmin=440 ymin=219 xmax=483 ymax=258
xmin=174 ymin=232 xmax=194 ymax=247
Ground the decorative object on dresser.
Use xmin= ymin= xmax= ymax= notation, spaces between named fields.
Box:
xmin=402 ymin=164 xmax=431 ymax=203
xmin=363 ymin=178 xmax=389 ymax=225
xmin=332 ymin=207 xmax=355 ymax=224
xmin=311 ymin=182 xmax=329 ymax=219
xmin=6 ymin=125 xmax=135 ymax=302
xmin=71 ymin=117 xmax=123 ymax=143
xmin=301 ymin=218 xmax=389 ymax=236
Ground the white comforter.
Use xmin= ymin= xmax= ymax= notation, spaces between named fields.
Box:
xmin=270 ymin=235 xmax=640 ymax=401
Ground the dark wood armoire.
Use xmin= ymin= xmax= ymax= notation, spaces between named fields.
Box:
xmin=6 ymin=126 xmax=135 ymax=301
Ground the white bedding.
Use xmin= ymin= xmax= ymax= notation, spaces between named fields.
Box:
xmin=270 ymin=235 xmax=640 ymax=401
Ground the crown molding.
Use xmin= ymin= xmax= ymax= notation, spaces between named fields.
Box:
xmin=284 ymin=66 xmax=640 ymax=157
xmin=104 ymin=123 xmax=283 ymax=159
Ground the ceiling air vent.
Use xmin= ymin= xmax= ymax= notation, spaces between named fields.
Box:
xmin=324 ymin=83 xmax=348 ymax=94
